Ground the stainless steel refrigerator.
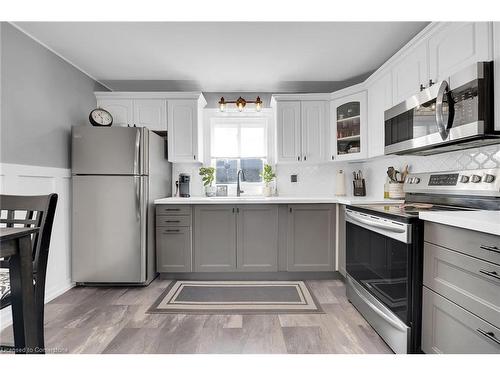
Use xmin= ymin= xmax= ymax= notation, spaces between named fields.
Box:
xmin=71 ymin=126 xmax=171 ymax=285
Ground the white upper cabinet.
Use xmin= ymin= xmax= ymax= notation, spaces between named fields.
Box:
xmin=168 ymin=99 xmax=202 ymax=163
xmin=96 ymin=99 xmax=133 ymax=127
xmin=367 ymin=72 xmax=392 ymax=158
xmin=133 ymin=99 xmax=167 ymax=131
xmin=428 ymin=22 xmax=493 ymax=84
xmin=331 ymin=91 xmax=367 ymax=161
xmin=276 ymin=101 xmax=301 ymax=162
xmin=392 ymin=42 xmax=428 ymax=105
xmin=273 ymin=97 xmax=328 ymax=163
xmin=301 ymin=101 xmax=327 ymax=163
xmin=96 ymin=92 xmax=206 ymax=163
xmin=390 ymin=22 xmax=492 ymax=106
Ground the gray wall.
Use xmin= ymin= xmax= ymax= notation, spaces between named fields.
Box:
xmin=0 ymin=23 xmax=107 ymax=169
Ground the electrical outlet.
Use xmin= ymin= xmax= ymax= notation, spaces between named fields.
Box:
xmin=291 ymin=174 xmax=298 ymax=183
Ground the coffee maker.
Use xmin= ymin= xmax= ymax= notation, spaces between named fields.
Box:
xmin=178 ymin=173 xmax=190 ymax=198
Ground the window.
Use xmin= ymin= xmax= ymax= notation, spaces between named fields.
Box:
xmin=210 ymin=119 xmax=268 ymax=185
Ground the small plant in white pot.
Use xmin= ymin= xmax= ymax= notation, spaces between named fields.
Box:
xmin=260 ymin=164 xmax=276 ymax=197
xmin=199 ymin=167 xmax=216 ymax=197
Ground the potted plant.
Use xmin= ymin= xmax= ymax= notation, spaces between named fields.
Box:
xmin=260 ymin=164 xmax=276 ymax=197
xmin=199 ymin=167 xmax=216 ymax=197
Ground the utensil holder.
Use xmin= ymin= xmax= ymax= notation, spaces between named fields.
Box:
xmin=353 ymin=179 xmax=366 ymax=197
xmin=388 ymin=182 xmax=405 ymax=199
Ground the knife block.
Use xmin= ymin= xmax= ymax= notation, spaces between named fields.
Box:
xmin=353 ymin=179 xmax=366 ymax=197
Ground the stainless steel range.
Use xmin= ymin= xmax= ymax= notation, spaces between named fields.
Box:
xmin=345 ymin=168 xmax=500 ymax=354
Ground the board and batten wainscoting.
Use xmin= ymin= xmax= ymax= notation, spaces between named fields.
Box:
xmin=0 ymin=163 xmax=73 ymax=330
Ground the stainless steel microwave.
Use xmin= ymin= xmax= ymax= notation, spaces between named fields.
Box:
xmin=384 ymin=61 xmax=498 ymax=155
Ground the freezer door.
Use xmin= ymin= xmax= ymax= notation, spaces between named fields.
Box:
xmin=72 ymin=126 xmax=149 ymax=175
xmin=72 ymin=175 xmax=147 ymax=283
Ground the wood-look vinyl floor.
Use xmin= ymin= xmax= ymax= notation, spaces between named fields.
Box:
xmin=0 ymin=279 xmax=392 ymax=354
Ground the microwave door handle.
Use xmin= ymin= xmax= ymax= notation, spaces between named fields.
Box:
xmin=346 ymin=211 xmax=406 ymax=234
xmin=435 ymin=80 xmax=455 ymax=141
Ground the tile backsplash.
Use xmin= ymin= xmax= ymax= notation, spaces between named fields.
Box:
xmin=276 ymin=144 xmax=500 ymax=199
xmin=172 ymin=144 xmax=500 ymax=198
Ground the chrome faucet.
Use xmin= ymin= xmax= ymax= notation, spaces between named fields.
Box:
xmin=237 ymin=169 xmax=245 ymax=197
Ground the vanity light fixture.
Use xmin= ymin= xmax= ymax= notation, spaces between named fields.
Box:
xmin=218 ymin=96 xmax=263 ymax=112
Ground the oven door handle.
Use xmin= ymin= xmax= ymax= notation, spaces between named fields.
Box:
xmin=346 ymin=210 xmax=406 ymax=234
xmin=348 ymin=277 xmax=408 ymax=332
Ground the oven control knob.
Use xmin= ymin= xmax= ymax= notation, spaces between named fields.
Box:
xmin=471 ymin=175 xmax=482 ymax=183
xmin=413 ymin=177 xmax=420 ymax=184
xmin=483 ymin=174 xmax=496 ymax=183
xmin=460 ymin=175 xmax=470 ymax=183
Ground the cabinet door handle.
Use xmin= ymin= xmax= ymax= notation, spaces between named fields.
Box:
xmin=304 ymin=155 xmax=307 ymax=161
xmin=477 ymin=328 xmax=500 ymax=345
xmin=479 ymin=269 xmax=500 ymax=281
xmin=193 ymin=155 xmax=196 ymax=160
xmin=289 ymin=207 xmax=292 ymax=213
xmin=331 ymin=155 xmax=334 ymax=160
xmin=480 ymin=245 xmax=500 ymax=254
xmin=164 ymin=208 xmax=180 ymax=211
xmin=164 ymin=220 xmax=180 ymax=223
xmin=236 ymin=207 xmax=240 ymax=213
xmin=164 ymin=229 xmax=180 ymax=233
xmin=297 ymin=156 xmax=300 ymax=161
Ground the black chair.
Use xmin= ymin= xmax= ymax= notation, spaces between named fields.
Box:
xmin=0 ymin=194 xmax=58 ymax=353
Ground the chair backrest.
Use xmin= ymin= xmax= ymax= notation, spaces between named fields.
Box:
xmin=0 ymin=194 xmax=58 ymax=275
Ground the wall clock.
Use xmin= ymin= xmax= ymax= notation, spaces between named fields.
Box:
xmin=89 ymin=108 xmax=113 ymax=127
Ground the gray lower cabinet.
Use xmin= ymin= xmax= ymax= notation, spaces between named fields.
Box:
xmin=423 ymin=242 xmax=500 ymax=328
xmin=287 ymin=204 xmax=335 ymax=271
xmin=194 ymin=205 xmax=237 ymax=272
xmin=156 ymin=227 xmax=192 ymax=272
xmin=421 ymin=221 xmax=500 ymax=354
xmin=337 ymin=204 xmax=346 ymax=277
xmin=422 ymin=287 xmax=500 ymax=354
xmin=237 ymin=205 xmax=278 ymax=272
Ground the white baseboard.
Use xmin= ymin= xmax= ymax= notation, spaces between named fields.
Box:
xmin=0 ymin=279 xmax=75 ymax=331
xmin=0 ymin=163 xmax=74 ymax=331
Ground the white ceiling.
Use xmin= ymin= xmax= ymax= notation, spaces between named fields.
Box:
xmin=14 ymin=22 xmax=428 ymax=92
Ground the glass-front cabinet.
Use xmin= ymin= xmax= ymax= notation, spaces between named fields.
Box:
xmin=330 ymin=91 xmax=367 ymax=161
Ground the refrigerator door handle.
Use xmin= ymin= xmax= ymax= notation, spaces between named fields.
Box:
xmin=135 ymin=176 xmax=141 ymax=221
xmin=134 ymin=129 xmax=141 ymax=175
xmin=139 ymin=177 xmax=147 ymax=282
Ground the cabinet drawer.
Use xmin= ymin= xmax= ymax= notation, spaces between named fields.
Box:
xmin=156 ymin=227 xmax=192 ymax=273
xmin=424 ymin=222 xmax=500 ymax=265
xmin=424 ymin=242 xmax=500 ymax=328
xmin=156 ymin=205 xmax=191 ymax=216
xmin=156 ymin=215 xmax=191 ymax=227
xmin=422 ymin=287 xmax=500 ymax=354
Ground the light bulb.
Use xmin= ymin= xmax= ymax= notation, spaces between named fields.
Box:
xmin=236 ymin=97 xmax=246 ymax=112
xmin=218 ymin=97 xmax=226 ymax=112
xmin=255 ymin=96 xmax=262 ymax=112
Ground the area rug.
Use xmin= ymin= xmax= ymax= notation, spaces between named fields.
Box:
xmin=147 ymin=280 xmax=323 ymax=314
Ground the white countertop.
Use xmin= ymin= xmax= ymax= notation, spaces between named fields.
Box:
xmin=154 ymin=196 xmax=403 ymax=205
xmin=419 ymin=210 xmax=500 ymax=236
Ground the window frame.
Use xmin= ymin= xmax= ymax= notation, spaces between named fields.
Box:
xmin=208 ymin=117 xmax=269 ymax=186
